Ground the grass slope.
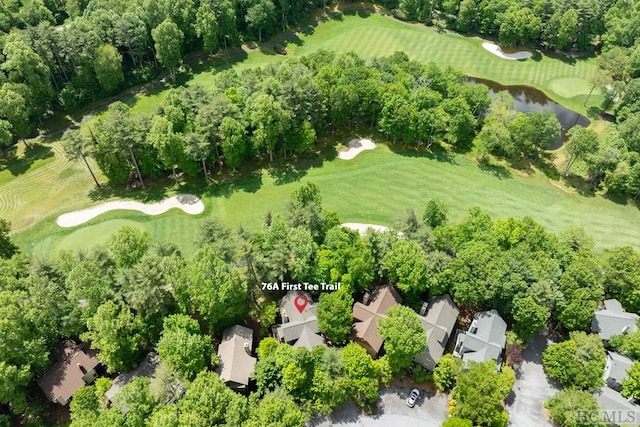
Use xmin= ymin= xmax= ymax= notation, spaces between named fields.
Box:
xmin=13 ymin=141 xmax=640 ymax=256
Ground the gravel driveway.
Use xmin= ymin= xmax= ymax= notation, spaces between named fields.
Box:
xmin=310 ymin=387 xmax=448 ymax=427
xmin=506 ymin=331 xmax=560 ymax=427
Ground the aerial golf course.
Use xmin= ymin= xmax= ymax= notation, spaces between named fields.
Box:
xmin=5 ymin=9 xmax=638 ymax=257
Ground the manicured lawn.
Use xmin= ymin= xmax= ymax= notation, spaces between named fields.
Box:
xmin=0 ymin=139 xmax=108 ymax=231
xmin=13 ymin=140 xmax=640 ymax=256
xmin=3 ymin=8 xmax=624 ymax=258
xmin=127 ymin=11 xmax=600 ymax=117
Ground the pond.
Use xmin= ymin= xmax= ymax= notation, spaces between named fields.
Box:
xmin=469 ymin=77 xmax=590 ymax=149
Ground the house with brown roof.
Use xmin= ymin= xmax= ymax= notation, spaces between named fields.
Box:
xmin=414 ymin=295 xmax=459 ymax=371
xmin=37 ymin=340 xmax=100 ymax=405
xmin=217 ymin=325 xmax=257 ymax=390
xmin=352 ymin=285 xmax=402 ymax=356
xmin=273 ymin=291 xmax=327 ymax=350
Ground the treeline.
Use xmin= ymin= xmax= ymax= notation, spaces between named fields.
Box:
xmin=0 ymin=0 xmax=323 ymax=145
xmin=3 ymin=183 xmax=640 ymax=425
xmin=66 ymin=52 xmax=492 ymax=186
xmin=389 ymin=0 xmax=640 ymax=52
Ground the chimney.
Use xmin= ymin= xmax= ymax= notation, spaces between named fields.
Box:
xmin=419 ymin=302 xmax=429 ymax=317
xmin=363 ymin=292 xmax=371 ymax=305
xmin=243 ymin=342 xmax=250 ymax=354
xmin=282 ymin=310 xmax=289 ymax=323
xmin=77 ymin=363 xmax=87 ymax=374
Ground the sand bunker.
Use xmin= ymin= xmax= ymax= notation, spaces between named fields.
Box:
xmin=56 ymin=194 xmax=205 ymax=228
xmin=482 ymin=42 xmax=533 ymax=60
xmin=338 ymin=139 xmax=376 ymax=160
xmin=341 ymin=223 xmax=390 ymax=235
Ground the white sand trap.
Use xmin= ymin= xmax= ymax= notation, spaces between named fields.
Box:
xmin=338 ymin=138 xmax=376 ymax=160
xmin=482 ymin=42 xmax=533 ymax=60
xmin=56 ymin=194 xmax=205 ymax=228
xmin=341 ymin=223 xmax=390 ymax=235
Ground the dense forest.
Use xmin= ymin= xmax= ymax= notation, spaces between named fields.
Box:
xmin=2 ymin=183 xmax=640 ymax=425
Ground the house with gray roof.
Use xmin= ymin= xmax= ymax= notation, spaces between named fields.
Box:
xmin=594 ymin=386 xmax=640 ymax=426
xmin=273 ymin=291 xmax=326 ymax=350
xmin=604 ymin=352 xmax=634 ymax=392
xmin=592 ymin=299 xmax=639 ymax=342
xmin=453 ymin=309 xmax=506 ymax=365
xmin=217 ymin=325 xmax=257 ymax=390
xmin=105 ymin=352 xmax=160 ymax=404
xmin=414 ymin=295 xmax=459 ymax=371
xmin=352 ymin=285 xmax=402 ymax=356
xmin=37 ymin=340 xmax=100 ymax=405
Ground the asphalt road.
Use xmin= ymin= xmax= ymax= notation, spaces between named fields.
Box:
xmin=310 ymin=387 xmax=448 ymax=427
xmin=506 ymin=331 xmax=560 ymax=427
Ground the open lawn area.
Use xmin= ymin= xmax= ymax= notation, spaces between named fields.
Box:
xmin=126 ymin=9 xmax=600 ymax=117
xmin=11 ymin=138 xmax=640 ymax=257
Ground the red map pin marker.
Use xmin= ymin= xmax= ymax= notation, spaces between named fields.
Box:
xmin=294 ymin=295 xmax=308 ymax=313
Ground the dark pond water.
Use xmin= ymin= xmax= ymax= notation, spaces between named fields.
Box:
xmin=469 ymin=77 xmax=590 ymax=149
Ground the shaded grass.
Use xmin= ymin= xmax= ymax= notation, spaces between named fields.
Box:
xmin=13 ymin=142 xmax=640 ymax=256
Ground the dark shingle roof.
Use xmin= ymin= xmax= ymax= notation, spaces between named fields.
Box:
xmin=591 ymin=299 xmax=639 ymax=340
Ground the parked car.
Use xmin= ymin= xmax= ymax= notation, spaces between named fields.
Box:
xmin=406 ymin=388 xmax=420 ymax=408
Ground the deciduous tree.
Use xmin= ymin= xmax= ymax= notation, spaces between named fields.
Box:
xmin=544 ymin=390 xmax=601 ymax=427
xmin=453 ymin=361 xmax=515 ymax=427
xmin=317 ymin=290 xmax=354 ymax=344
xmin=378 ymin=305 xmax=426 ymax=373
xmin=93 ymin=44 xmax=123 ymax=93
xmin=81 ymin=301 xmax=141 ymax=373
xmin=151 ymin=19 xmax=184 ymax=82
xmin=542 ymin=331 xmax=606 ymax=392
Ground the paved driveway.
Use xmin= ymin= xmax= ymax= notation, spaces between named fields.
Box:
xmin=506 ymin=331 xmax=560 ymax=427
xmin=310 ymin=387 xmax=448 ymax=427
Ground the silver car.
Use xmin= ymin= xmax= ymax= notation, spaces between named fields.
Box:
xmin=406 ymin=388 xmax=420 ymax=408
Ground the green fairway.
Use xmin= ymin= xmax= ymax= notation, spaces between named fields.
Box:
xmin=127 ymin=11 xmax=600 ymax=117
xmin=14 ymin=141 xmax=640 ymax=256
xmin=4 ymin=8 xmax=625 ymax=258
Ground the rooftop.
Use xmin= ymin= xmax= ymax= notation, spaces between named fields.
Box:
xmin=105 ymin=352 xmax=160 ymax=402
xmin=352 ymin=285 xmax=402 ymax=355
xmin=591 ymin=299 xmax=639 ymax=341
xmin=37 ymin=343 xmax=100 ymax=405
xmin=217 ymin=325 xmax=257 ymax=389
xmin=604 ymin=352 xmax=634 ymax=392
xmin=454 ymin=309 xmax=506 ymax=365
xmin=274 ymin=291 xmax=325 ymax=348
xmin=414 ymin=295 xmax=459 ymax=370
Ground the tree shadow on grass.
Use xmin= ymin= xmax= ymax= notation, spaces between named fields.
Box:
xmin=561 ymin=174 xmax=596 ymax=197
xmin=202 ymin=170 xmax=264 ymax=198
xmin=536 ymin=158 xmax=561 ymax=181
xmin=0 ymin=141 xmax=54 ymax=176
xmin=602 ymin=190 xmax=631 ymax=206
xmin=387 ymin=143 xmax=457 ymax=164
xmin=268 ymin=164 xmax=308 ymax=185
xmin=477 ymin=162 xmax=512 ymax=179
xmin=87 ymin=181 xmax=169 ymax=203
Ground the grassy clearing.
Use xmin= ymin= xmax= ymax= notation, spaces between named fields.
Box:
xmin=13 ymin=138 xmax=640 ymax=256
